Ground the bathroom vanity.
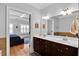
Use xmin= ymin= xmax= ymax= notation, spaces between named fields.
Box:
xmin=33 ymin=35 xmax=78 ymax=56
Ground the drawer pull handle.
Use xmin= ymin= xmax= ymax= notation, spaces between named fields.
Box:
xmin=57 ymin=49 xmax=60 ymax=51
xmin=66 ymin=48 xmax=68 ymax=50
xmin=57 ymin=49 xmax=62 ymax=52
xmin=60 ymin=50 xmax=62 ymax=52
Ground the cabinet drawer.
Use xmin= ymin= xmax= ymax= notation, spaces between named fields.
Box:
xmin=57 ymin=43 xmax=78 ymax=56
xmin=63 ymin=46 xmax=78 ymax=56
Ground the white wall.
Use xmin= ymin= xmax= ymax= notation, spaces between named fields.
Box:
xmin=41 ymin=19 xmax=48 ymax=35
xmin=0 ymin=4 xmax=6 ymax=38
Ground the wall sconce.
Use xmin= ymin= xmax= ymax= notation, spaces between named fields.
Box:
xmin=43 ymin=24 xmax=46 ymax=29
xmin=16 ymin=26 xmax=18 ymax=28
xmin=60 ymin=8 xmax=73 ymax=15
xmin=35 ymin=23 xmax=39 ymax=28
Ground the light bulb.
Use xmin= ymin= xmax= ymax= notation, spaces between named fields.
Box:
xmin=60 ymin=11 xmax=66 ymax=15
xmin=66 ymin=10 xmax=72 ymax=15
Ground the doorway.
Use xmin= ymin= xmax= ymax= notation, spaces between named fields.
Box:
xmin=6 ymin=7 xmax=31 ymax=56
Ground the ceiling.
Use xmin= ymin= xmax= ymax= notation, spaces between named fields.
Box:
xmin=28 ymin=3 xmax=53 ymax=10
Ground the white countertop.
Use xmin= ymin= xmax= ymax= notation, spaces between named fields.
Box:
xmin=34 ymin=35 xmax=78 ymax=48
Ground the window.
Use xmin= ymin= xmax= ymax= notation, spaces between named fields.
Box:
xmin=21 ymin=24 xmax=24 ymax=33
xmin=24 ymin=25 xmax=26 ymax=33
xmin=26 ymin=25 xmax=29 ymax=33
xmin=21 ymin=24 xmax=29 ymax=34
xmin=9 ymin=24 xmax=13 ymax=34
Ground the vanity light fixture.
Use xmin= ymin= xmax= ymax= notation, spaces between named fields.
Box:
xmin=61 ymin=11 xmax=66 ymax=15
xmin=61 ymin=8 xmax=73 ymax=15
xmin=42 ymin=16 xmax=49 ymax=20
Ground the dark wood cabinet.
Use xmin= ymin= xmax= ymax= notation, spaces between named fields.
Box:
xmin=33 ymin=37 xmax=78 ymax=56
xmin=45 ymin=41 xmax=57 ymax=56
xmin=33 ymin=37 xmax=47 ymax=55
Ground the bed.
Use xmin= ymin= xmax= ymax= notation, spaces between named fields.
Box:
xmin=10 ymin=34 xmax=24 ymax=47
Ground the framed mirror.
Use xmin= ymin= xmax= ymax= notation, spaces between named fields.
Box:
xmin=35 ymin=23 xmax=39 ymax=28
xmin=43 ymin=24 xmax=45 ymax=29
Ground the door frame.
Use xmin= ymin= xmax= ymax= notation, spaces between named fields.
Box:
xmin=6 ymin=6 xmax=31 ymax=56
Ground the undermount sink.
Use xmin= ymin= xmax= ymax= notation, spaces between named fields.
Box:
xmin=62 ymin=37 xmax=78 ymax=45
xmin=54 ymin=36 xmax=78 ymax=45
xmin=68 ymin=38 xmax=78 ymax=44
xmin=63 ymin=37 xmax=68 ymax=41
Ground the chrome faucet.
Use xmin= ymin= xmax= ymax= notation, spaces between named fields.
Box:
xmin=63 ymin=36 xmax=68 ymax=41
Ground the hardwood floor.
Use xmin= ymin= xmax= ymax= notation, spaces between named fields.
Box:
xmin=0 ymin=38 xmax=6 ymax=56
xmin=30 ymin=52 xmax=40 ymax=56
xmin=10 ymin=44 xmax=29 ymax=56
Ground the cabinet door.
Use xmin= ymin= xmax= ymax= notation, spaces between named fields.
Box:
xmin=46 ymin=41 xmax=58 ymax=56
xmin=33 ymin=37 xmax=40 ymax=54
xmin=59 ymin=44 xmax=78 ymax=56
xmin=55 ymin=42 xmax=78 ymax=56
xmin=38 ymin=39 xmax=47 ymax=56
xmin=56 ymin=43 xmax=65 ymax=56
xmin=33 ymin=37 xmax=47 ymax=56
